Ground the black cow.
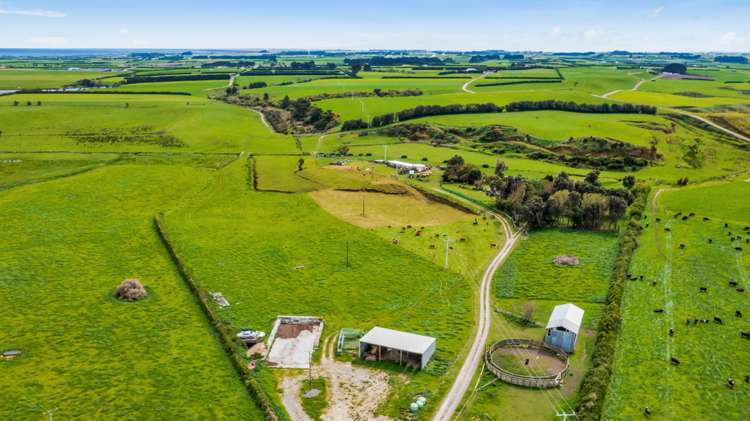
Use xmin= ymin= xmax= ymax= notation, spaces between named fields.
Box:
xmin=652 ymin=281 xmax=657 ymax=286
xmin=644 ymin=407 xmax=651 ymax=417
xmin=746 ymin=376 xmax=750 ymax=384
xmin=741 ymin=331 xmax=750 ymax=339
xmin=682 ymin=216 xmax=688 ymax=221
xmin=665 ymin=228 xmax=671 ymax=232
xmin=680 ymin=244 xmax=686 ymax=249
xmin=728 ymin=379 xmax=736 ymax=389
xmin=725 ymin=223 xmax=729 ymax=228
xmin=656 ymin=218 xmax=662 ymax=222
xmin=671 ymin=357 xmax=681 ymax=366
xmin=703 ymin=217 xmax=710 ymax=221
xmin=675 ymin=212 xmax=682 ymax=217
xmin=736 ymin=310 xmax=742 ymax=318
xmin=686 ymin=318 xmax=691 ymax=325
xmin=736 ymin=247 xmax=743 ymax=252
xmin=689 ymin=213 xmax=695 ymax=217
xmin=729 ymin=281 xmax=738 ymax=287
xmin=669 ymin=328 xmax=674 ymax=337
xmin=654 ymin=309 xmax=665 ymax=313
xmin=738 ymin=288 xmax=745 ymax=293
xmin=714 ymin=317 xmax=723 ymax=324
xmin=699 ymin=287 xmax=708 ymax=293
xmin=640 ymin=275 xmax=644 ymax=280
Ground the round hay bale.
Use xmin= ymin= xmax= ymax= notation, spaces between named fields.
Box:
xmin=115 ymin=278 xmax=147 ymax=301
xmin=554 ymin=255 xmax=580 ymax=266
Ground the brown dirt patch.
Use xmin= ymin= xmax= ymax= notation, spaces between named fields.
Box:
xmin=309 ymin=188 xmax=472 ymax=229
xmin=492 ymin=347 xmax=566 ymax=377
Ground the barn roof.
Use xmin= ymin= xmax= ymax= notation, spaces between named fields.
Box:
xmin=360 ymin=327 xmax=435 ymax=355
xmin=546 ymin=303 xmax=584 ymax=334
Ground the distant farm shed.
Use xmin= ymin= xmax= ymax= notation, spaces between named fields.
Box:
xmin=359 ymin=327 xmax=436 ymax=369
xmin=544 ymin=303 xmax=584 ymax=353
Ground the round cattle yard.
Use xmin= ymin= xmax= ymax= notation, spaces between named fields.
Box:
xmin=485 ymin=339 xmax=569 ymax=389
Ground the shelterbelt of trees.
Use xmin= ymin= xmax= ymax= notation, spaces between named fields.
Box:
xmin=442 ymin=155 xmax=637 ymax=231
xmin=341 ymin=101 xmax=657 ymax=130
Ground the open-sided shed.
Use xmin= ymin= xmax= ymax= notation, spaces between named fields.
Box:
xmin=544 ymin=303 xmax=584 ymax=353
xmin=358 ymin=326 xmax=436 ymax=369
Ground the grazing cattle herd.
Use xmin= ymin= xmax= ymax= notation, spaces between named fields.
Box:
xmin=630 ymin=207 xmax=750 ymax=403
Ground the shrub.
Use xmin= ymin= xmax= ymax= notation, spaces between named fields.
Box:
xmin=115 ymin=279 xmax=147 ymax=301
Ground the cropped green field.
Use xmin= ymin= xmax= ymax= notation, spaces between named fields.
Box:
xmin=604 ymin=188 xmax=750 ymax=420
xmin=0 ymin=160 xmax=261 ymax=419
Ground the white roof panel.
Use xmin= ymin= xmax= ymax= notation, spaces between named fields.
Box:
xmin=360 ymin=326 xmax=435 ymax=355
xmin=545 ymin=303 xmax=584 ymax=334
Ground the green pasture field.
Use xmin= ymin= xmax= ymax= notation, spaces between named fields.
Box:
xmin=0 ymin=152 xmax=118 ymax=190
xmin=658 ymin=178 xmax=750 ymax=224
xmin=639 ymin=78 xmax=750 ymax=100
xmin=160 ymin=159 xmax=476 ymax=418
xmin=316 ymin=90 xmax=607 ymax=122
xmin=0 ymin=160 xmax=262 ymax=419
xmin=612 ymin=90 xmax=750 ymax=109
xmin=248 ymin=74 xmax=467 ymax=99
xmin=103 ymin=79 xmax=229 ymax=96
xmin=0 ymin=69 xmax=111 ymax=89
xmin=411 ymin=111 xmax=750 ymax=183
xmin=495 ymin=229 xmax=619 ymax=304
xmin=236 ymin=74 xmax=337 ymax=89
xmin=0 ymin=93 xmax=297 ymax=153
xmin=690 ymin=67 xmax=750 ymax=82
xmin=341 ymin=141 xmax=625 ymax=182
xmin=374 ymin=216 xmax=504 ymax=282
xmin=312 ymin=132 xmax=402 ymax=154
xmin=491 ymin=68 xmax=561 ymax=78
xmin=253 ymin=155 xmax=319 ymax=192
xmin=603 ymin=188 xmax=750 ymax=420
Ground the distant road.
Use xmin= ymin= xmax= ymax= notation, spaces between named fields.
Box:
xmin=432 ymin=193 xmax=520 ymax=421
xmin=599 ymin=74 xmax=659 ymax=99
xmin=462 ymin=72 xmax=490 ymax=94
xmin=670 ymin=110 xmax=750 ymax=143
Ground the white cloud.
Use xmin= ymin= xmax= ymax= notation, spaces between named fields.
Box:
xmin=26 ymin=36 xmax=69 ymax=47
xmin=0 ymin=8 xmax=66 ymax=18
xmin=648 ymin=6 xmax=665 ymax=19
xmin=119 ymin=27 xmax=129 ymax=34
xmin=551 ymin=26 xmax=561 ymax=36
xmin=583 ymin=28 xmax=602 ymax=40
xmin=720 ymin=31 xmax=740 ymax=43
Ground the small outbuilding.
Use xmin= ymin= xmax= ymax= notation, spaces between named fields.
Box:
xmin=544 ymin=303 xmax=584 ymax=353
xmin=359 ymin=327 xmax=436 ymax=369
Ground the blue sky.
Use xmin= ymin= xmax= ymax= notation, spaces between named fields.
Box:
xmin=0 ymin=0 xmax=748 ymax=51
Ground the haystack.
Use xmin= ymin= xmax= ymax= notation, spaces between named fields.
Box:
xmin=554 ymin=255 xmax=580 ymax=266
xmin=115 ymin=278 xmax=147 ymax=301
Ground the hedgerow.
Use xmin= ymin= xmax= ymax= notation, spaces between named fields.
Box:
xmin=575 ymin=183 xmax=650 ymax=420
xmin=154 ymin=214 xmax=286 ymax=421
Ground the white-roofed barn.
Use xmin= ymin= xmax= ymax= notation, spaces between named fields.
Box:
xmin=358 ymin=326 xmax=436 ymax=369
xmin=544 ymin=303 xmax=584 ymax=353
